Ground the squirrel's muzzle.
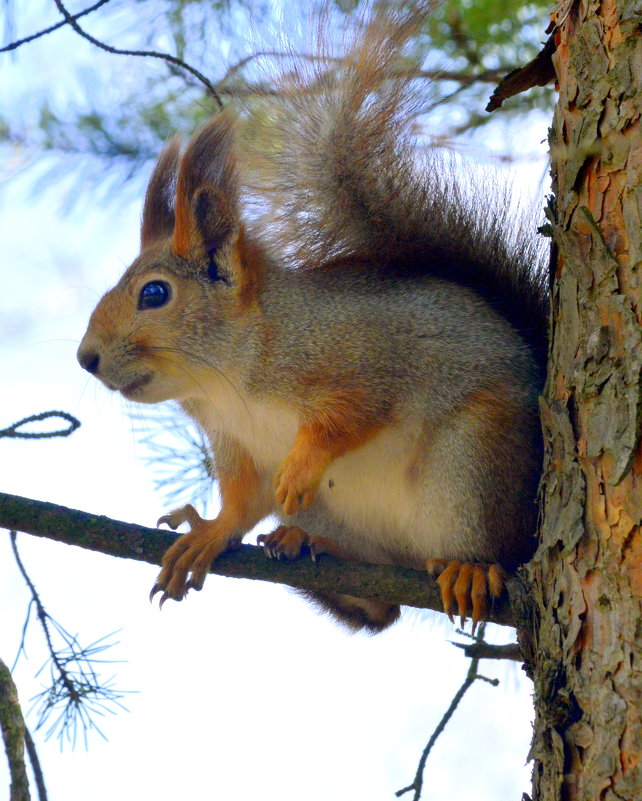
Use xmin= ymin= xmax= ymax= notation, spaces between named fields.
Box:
xmin=77 ymin=345 xmax=100 ymax=375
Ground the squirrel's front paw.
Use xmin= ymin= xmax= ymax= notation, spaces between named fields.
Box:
xmin=274 ymin=449 xmax=331 ymax=515
xmin=425 ymin=558 xmax=507 ymax=632
xmin=151 ymin=504 xmax=231 ymax=606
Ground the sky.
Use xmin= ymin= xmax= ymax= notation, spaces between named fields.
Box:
xmin=0 ymin=3 xmax=548 ymax=800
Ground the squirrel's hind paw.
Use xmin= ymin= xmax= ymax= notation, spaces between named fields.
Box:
xmin=152 ymin=504 xmax=232 ymax=604
xmin=425 ymin=558 xmax=508 ymax=632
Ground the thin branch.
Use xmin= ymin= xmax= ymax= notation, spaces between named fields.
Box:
xmin=212 ymin=65 xmax=515 ymax=102
xmin=0 ymin=0 xmax=110 ymax=54
xmin=0 ymin=656 xmax=30 ymax=801
xmin=209 ymin=69 xmax=514 ymax=101
xmin=451 ymin=641 xmax=523 ymax=661
xmin=0 ymin=491 xmax=526 ymax=628
xmin=219 ymin=49 xmax=340 ymax=85
xmin=11 ymin=600 xmax=33 ymax=672
xmin=396 ymin=623 xmax=499 ymax=800
xmin=0 ymin=412 xmax=80 ymax=440
xmin=413 ymin=66 xmax=514 ymax=86
xmin=50 ymin=0 xmax=223 ymax=109
xmin=23 ymin=728 xmax=47 ymax=801
xmin=217 ymin=45 xmax=513 ymax=90
xmin=10 ymin=533 xmax=72 ymax=696
xmin=10 ymin=532 xmax=129 ymax=747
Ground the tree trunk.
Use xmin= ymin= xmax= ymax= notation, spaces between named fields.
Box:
xmin=530 ymin=0 xmax=642 ymax=798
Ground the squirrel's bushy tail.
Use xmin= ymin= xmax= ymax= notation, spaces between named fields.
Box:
xmin=243 ymin=2 xmax=548 ymax=369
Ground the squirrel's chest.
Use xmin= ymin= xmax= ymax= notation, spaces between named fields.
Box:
xmin=190 ymin=380 xmax=299 ymax=468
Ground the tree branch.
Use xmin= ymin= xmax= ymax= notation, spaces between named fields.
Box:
xmin=0 ymin=0 xmax=111 ymax=54
xmin=486 ymin=36 xmax=556 ymax=112
xmin=397 ymin=622 xmax=499 ymax=800
xmin=0 ymin=491 xmax=526 ymax=628
xmin=50 ymin=0 xmax=223 ymax=108
xmin=23 ymin=728 xmax=47 ymax=801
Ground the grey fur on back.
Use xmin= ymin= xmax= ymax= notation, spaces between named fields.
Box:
xmin=242 ymin=3 xmax=549 ymax=373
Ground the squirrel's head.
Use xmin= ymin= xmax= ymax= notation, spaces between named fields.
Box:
xmin=77 ymin=113 xmax=263 ymax=403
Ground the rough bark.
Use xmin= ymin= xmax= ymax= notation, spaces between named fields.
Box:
xmin=529 ymin=1 xmax=642 ymax=798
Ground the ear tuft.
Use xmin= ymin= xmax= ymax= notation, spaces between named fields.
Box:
xmin=171 ymin=113 xmax=239 ymax=259
xmin=194 ymin=187 xmax=236 ymax=256
xmin=140 ymin=137 xmax=182 ymax=250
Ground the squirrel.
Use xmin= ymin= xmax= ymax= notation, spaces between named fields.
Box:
xmin=76 ymin=5 xmax=547 ymax=633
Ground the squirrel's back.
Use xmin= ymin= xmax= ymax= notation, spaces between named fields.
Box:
xmin=242 ymin=3 xmax=548 ymax=375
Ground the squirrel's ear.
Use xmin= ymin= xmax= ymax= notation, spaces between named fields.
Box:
xmin=140 ymin=137 xmax=181 ymax=250
xmin=172 ymin=113 xmax=239 ymax=260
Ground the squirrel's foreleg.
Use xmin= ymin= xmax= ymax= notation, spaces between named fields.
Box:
xmin=274 ymin=394 xmax=390 ymax=515
xmin=152 ymin=447 xmax=268 ymax=604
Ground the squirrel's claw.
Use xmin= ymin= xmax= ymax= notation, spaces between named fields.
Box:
xmin=157 ymin=504 xmax=201 ymax=531
xmin=258 ymin=526 xmax=309 ymax=559
xmin=158 ymin=591 xmax=173 ymax=610
xmin=149 ymin=583 xmax=177 ymax=609
xmin=151 ymin=505 xmax=231 ymax=605
xmin=308 ymin=536 xmax=346 ymax=561
xmin=426 ymin=558 xmax=507 ymax=631
xmin=258 ymin=526 xmax=347 ymax=562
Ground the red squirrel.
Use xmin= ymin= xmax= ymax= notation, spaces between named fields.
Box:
xmin=77 ymin=5 xmax=547 ymax=631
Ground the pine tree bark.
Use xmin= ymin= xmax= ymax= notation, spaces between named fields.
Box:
xmin=529 ymin=1 xmax=642 ymax=798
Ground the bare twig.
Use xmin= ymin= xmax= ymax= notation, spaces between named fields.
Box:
xmin=0 ymin=412 xmax=80 ymax=440
xmin=451 ymin=641 xmax=523 ymax=661
xmin=215 ymin=56 xmax=514 ymax=101
xmin=23 ymin=728 xmax=47 ymax=801
xmin=11 ymin=601 xmax=33 ymax=672
xmin=218 ymin=49 xmax=339 ymax=85
xmin=0 ymin=656 xmax=30 ymax=801
xmin=0 ymin=491 xmax=526 ymax=627
xmin=50 ymin=0 xmax=223 ymax=109
xmin=0 ymin=0 xmax=110 ymax=54
xmin=396 ymin=623 xmax=500 ymax=800
xmin=10 ymin=532 xmax=129 ymax=747
xmin=10 ymin=533 xmax=72 ymax=693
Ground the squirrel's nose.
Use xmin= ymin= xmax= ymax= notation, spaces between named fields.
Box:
xmin=77 ymin=346 xmax=100 ymax=375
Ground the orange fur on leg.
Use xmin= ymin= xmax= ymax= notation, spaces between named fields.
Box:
xmin=275 ymin=389 xmax=390 ymax=514
xmin=152 ymin=450 xmax=264 ymax=603
xmin=274 ymin=427 xmax=334 ymax=514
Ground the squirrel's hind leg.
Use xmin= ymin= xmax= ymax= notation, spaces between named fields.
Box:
xmin=258 ymin=525 xmax=400 ymax=633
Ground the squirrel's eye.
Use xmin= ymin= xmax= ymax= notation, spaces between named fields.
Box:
xmin=138 ymin=281 xmax=171 ymax=310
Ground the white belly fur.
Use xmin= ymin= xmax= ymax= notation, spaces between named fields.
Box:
xmin=193 ymin=377 xmax=458 ymax=567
